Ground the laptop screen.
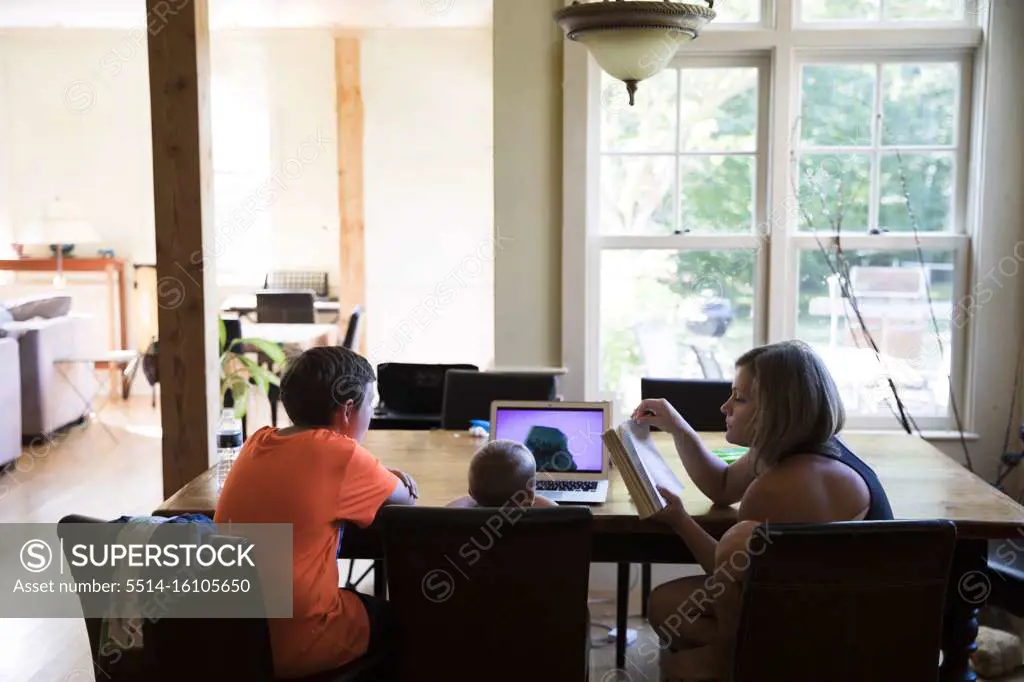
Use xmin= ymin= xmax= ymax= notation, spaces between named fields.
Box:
xmin=492 ymin=406 xmax=606 ymax=474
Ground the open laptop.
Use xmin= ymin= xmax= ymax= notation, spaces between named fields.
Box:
xmin=489 ymin=400 xmax=612 ymax=504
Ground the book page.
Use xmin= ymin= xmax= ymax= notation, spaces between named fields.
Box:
xmin=618 ymin=421 xmax=686 ymax=499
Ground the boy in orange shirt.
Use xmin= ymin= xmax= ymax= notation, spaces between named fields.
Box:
xmin=215 ymin=346 xmax=417 ymax=679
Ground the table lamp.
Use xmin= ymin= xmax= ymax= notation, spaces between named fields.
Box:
xmin=16 ymin=198 xmax=101 ymax=288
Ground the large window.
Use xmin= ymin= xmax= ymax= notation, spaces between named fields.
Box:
xmin=570 ymin=0 xmax=980 ymax=429
xmin=598 ymin=59 xmax=768 ymax=413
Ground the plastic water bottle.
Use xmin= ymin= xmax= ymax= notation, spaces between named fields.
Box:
xmin=216 ymin=409 xmax=243 ymax=491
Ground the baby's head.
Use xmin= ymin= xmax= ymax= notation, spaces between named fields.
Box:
xmin=468 ymin=440 xmax=538 ymax=508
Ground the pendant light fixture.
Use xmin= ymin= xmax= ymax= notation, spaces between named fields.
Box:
xmin=554 ymin=1 xmax=717 ymax=106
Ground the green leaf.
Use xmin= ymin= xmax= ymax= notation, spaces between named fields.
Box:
xmin=236 ymin=355 xmax=282 ymax=390
xmin=219 ymin=318 xmax=227 ymax=352
xmin=230 ymin=337 xmax=287 ymax=366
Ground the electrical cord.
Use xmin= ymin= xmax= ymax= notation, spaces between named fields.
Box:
xmin=993 ymin=345 xmax=1024 ymax=490
xmin=587 ymin=563 xmax=647 ymax=647
xmin=888 ymin=131 xmax=973 ymax=472
xmin=788 ymin=118 xmax=916 ymax=434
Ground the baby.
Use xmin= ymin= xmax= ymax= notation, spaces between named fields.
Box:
xmin=448 ymin=440 xmax=557 ymax=509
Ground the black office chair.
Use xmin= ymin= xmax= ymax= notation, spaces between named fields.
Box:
xmin=379 ymin=506 xmax=593 ymax=682
xmin=633 ymin=377 xmax=733 ymax=621
xmin=640 ymin=377 xmax=733 ymax=431
xmin=377 ymin=363 xmax=480 ymax=416
xmin=256 ymin=290 xmax=316 ymax=324
xmin=440 ymin=370 xmax=558 ymax=430
xmin=341 ymin=305 xmax=362 ymax=350
xmin=729 ymin=520 xmax=957 ymax=682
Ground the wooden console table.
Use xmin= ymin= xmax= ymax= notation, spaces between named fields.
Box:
xmin=0 ymin=258 xmax=130 ymax=388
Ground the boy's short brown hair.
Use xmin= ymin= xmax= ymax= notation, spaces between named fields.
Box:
xmin=279 ymin=346 xmax=375 ymax=428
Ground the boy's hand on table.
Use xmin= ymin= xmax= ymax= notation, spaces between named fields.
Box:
xmin=389 ymin=468 xmax=418 ymax=499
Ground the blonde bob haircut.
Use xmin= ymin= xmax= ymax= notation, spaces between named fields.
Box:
xmin=736 ymin=340 xmax=845 ymax=470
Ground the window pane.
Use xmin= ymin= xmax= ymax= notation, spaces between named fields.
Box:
xmin=600 ymin=156 xmax=675 ymax=235
xmin=802 ymin=0 xmax=881 ymax=22
xmin=680 ymin=155 xmax=755 ymax=233
xmin=712 ymin=0 xmax=761 ymax=22
xmin=680 ymin=68 xmax=758 ymax=152
xmin=601 ymin=69 xmax=678 ymax=153
xmin=797 ymin=248 xmax=954 ymax=418
xmin=879 ymin=153 xmax=954 ymax=233
xmin=800 ymin=65 xmax=875 ymax=146
xmin=881 ymin=63 xmax=958 ymax=146
xmin=599 ymin=249 xmax=757 ymax=418
xmin=883 ymin=0 xmax=963 ymax=20
xmin=796 ymin=154 xmax=872 ymax=232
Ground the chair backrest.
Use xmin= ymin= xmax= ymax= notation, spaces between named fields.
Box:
xmin=377 ymin=362 xmax=480 ymax=415
xmin=732 ymin=520 xmax=957 ymax=682
xmin=58 ymin=514 xmax=276 ymax=682
xmin=379 ymin=506 xmax=593 ymax=682
xmin=640 ymin=377 xmax=732 ymax=431
xmin=263 ymin=270 xmax=329 ymax=298
xmin=221 ymin=317 xmax=242 ymax=351
xmin=143 ymin=533 xmax=275 ymax=681
xmin=256 ymin=290 xmax=316 ymax=324
xmin=440 ymin=370 xmax=558 ymax=430
xmin=58 ymin=514 xmax=139 ymax=680
xmin=850 ymin=266 xmax=926 ymax=299
xmin=341 ymin=305 xmax=362 ymax=350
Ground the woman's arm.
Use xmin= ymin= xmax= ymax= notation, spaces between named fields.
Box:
xmin=633 ymin=399 xmax=756 ymax=506
xmin=653 ymin=486 xmax=718 ymax=574
xmin=666 ymin=509 xmax=719 ymax=574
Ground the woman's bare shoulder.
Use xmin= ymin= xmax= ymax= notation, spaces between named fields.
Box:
xmin=740 ymin=453 xmax=869 ymax=522
xmin=741 ymin=454 xmax=868 ymax=522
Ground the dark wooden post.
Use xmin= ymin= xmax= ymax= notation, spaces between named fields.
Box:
xmin=146 ymin=0 xmax=219 ymax=498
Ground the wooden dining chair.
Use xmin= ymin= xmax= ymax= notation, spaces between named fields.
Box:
xmin=726 ymin=519 xmax=957 ymax=682
xmin=341 ymin=305 xmax=362 ymax=350
xmin=58 ymin=514 xmax=388 ymax=682
xmin=378 ymin=505 xmax=593 ymax=682
xmin=256 ymin=290 xmax=317 ymax=324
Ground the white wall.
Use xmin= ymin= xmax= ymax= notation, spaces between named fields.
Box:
xmin=0 ymin=28 xmax=497 ymax=373
xmin=208 ymin=30 xmax=340 ymax=291
xmin=0 ymin=28 xmax=340 ymax=290
xmin=493 ymin=0 xmax=563 ymax=368
xmin=361 ymin=28 xmax=495 ymax=371
xmin=0 ymin=30 xmax=155 ymax=265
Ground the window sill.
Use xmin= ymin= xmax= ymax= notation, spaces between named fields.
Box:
xmin=845 ymin=429 xmax=981 ymax=442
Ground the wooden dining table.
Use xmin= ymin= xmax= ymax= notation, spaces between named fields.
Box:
xmin=156 ymin=429 xmax=1024 ymax=681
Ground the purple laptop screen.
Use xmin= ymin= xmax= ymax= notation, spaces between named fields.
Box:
xmin=492 ymin=407 xmax=606 ymax=474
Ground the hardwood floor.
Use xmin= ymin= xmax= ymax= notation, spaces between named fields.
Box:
xmin=1 ymin=394 xmax=1018 ymax=681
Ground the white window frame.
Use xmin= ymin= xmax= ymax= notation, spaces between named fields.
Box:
xmin=562 ymin=0 xmax=986 ymax=432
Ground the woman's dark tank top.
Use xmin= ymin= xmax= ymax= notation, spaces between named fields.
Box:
xmin=779 ymin=436 xmax=894 ymax=521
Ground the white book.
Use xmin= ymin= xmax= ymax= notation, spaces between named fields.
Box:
xmin=602 ymin=420 xmax=686 ymax=519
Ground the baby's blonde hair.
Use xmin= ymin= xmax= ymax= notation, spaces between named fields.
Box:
xmin=468 ymin=440 xmax=537 ymax=507
xmin=736 ymin=340 xmax=845 ymax=470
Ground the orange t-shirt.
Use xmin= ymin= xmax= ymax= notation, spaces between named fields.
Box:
xmin=213 ymin=427 xmax=399 ymax=679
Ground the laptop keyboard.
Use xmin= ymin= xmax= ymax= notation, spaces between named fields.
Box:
xmin=536 ymin=480 xmax=599 ymax=492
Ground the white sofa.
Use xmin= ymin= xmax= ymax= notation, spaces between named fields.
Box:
xmin=0 ymin=337 xmax=20 ymax=466
xmin=0 ymin=295 xmax=92 ymax=440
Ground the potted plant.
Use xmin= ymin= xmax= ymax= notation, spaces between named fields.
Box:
xmin=219 ymin=319 xmax=288 ymax=419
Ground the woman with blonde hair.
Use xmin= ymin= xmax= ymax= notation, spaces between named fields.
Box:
xmin=632 ymin=339 xmax=892 ymax=681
